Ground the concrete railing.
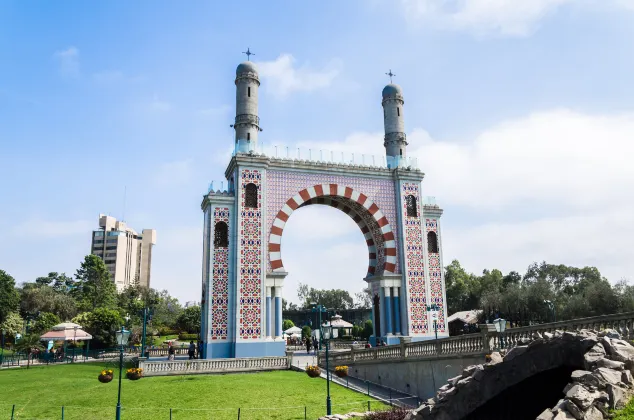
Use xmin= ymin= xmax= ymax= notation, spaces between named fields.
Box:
xmin=318 ymin=311 xmax=634 ymax=367
xmin=139 ymin=355 xmax=292 ymax=376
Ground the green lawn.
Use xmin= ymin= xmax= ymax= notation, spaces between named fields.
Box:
xmin=0 ymin=363 xmax=386 ymax=419
xmin=614 ymin=398 xmax=634 ymax=419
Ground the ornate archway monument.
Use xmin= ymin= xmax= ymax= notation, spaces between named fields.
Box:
xmin=200 ymin=56 xmax=449 ymax=358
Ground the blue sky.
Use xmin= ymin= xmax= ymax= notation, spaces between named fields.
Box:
xmin=1 ymin=0 xmax=633 ymax=304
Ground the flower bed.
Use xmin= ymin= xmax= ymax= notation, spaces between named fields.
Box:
xmin=305 ymin=365 xmax=321 ymax=378
xmin=334 ymin=365 xmax=348 ymax=378
xmin=98 ymin=369 xmax=114 ymax=383
xmin=126 ymin=367 xmax=143 ymax=380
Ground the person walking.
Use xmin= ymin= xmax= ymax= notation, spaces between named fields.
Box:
xmin=306 ymin=337 xmax=312 ymax=354
xmin=168 ymin=342 xmax=175 ymax=361
xmin=188 ymin=341 xmax=196 ymax=360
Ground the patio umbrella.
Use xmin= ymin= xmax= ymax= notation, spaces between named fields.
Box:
xmin=284 ymin=326 xmax=302 ymax=335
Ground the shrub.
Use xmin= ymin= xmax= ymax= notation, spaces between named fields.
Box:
xmin=178 ymin=333 xmax=199 ymax=341
xmin=364 ymin=408 xmax=410 ymax=420
xmin=341 ymin=335 xmax=353 ymax=341
xmin=158 ymin=327 xmax=178 ymax=336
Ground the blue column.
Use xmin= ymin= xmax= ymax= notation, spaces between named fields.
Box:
xmin=393 ymin=288 xmax=401 ymax=335
xmin=378 ymin=288 xmax=385 ymax=338
xmin=384 ymin=287 xmax=393 ymax=335
xmin=266 ymin=287 xmax=272 ymax=338
xmin=275 ymin=288 xmax=282 ymax=338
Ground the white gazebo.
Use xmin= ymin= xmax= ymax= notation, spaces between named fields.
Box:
xmin=283 ymin=326 xmax=302 ymax=335
xmin=40 ymin=322 xmax=93 ymax=357
xmin=322 ymin=314 xmax=354 ymax=337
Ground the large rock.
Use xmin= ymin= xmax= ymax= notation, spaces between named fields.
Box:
xmin=503 ymin=345 xmax=528 ymax=362
xmin=566 ymin=384 xmax=600 ymax=410
xmin=601 ymin=337 xmax=634 ymax=363
xmin=607 ymin=383 xmax=628 ymax=409
xmin=593 ymin=367 xmax=622 ymax=387
xmin=598 ymin=329 xmax=621 ymax=339
xmin=488 ymin=352 xmax=503 ymax=365
xmin=584 ymin=344 xmax=606 ymax=370
xmin=563 ymin=399 xmax=584 ymax=420
xmin=461 ymin=365 xmax=480 ymax=378
xmin=536 ymin=409 xmax=555 ymax=420
xmin=582 ymin=406 xmax=603 ymax=420
xmin=622 ymin=369 xmax=634 ymax=385
xmin=553 ymin=410 xmax=576 ymax=420
xmin=596 ymin=358 xmax=624 ymax=370
xmin=571 ymin=370 xmax=600 ymax=388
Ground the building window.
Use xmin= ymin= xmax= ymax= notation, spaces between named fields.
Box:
xmin=214 ymin=222 xmax=229 ymax=248
xmin=405 ymin=195 xmax=417 ymax=217
xmin=247 ymin=132 xmax=250 ymax=141
xmin=245 ymin=183 xmax=258 ymax=208
xmin=248 ymin=87 xmax=251 ymax=97
xmin=400 ymin=149 xmax=403 ymax=156
xmin=106 ymin=239 xmax=117 ymax=244
xmin=397 ymin=107 xmax=400 ymax=117
xmin=427 ymin=231 xmax=439 ymax=253
xmin=106 ymin=246 xmax=117 ymax=251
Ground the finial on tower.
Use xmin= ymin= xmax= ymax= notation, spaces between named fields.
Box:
xmin=242 ymin=47 xmax=255 ymax=61
xmin=385 ymin=69 xmax=396 ymax=83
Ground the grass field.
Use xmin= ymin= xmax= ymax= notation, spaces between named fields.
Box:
xmin=0 ymin=363 xmax=386 ymax=420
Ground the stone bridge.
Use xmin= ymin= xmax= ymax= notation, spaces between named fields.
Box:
xmin=318 ymin=312 xmax=634 ymax=418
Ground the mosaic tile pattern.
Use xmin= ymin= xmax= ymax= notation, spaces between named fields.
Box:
xmin=211 ymin=208 xmax=229 ymax=340
xmin=426 ymin=218 xmax=446 ymax=333
xmin=239 ymin=169 xmax=262 ymax=339
xmin=201 ymin=208 xmax=210 ymax=340
xmin=402 ymin=183 xmax=428 ymax=334
xmin=266 ymin=171 xmax=400 ymax=274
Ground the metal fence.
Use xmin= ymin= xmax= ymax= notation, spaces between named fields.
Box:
xmin=0 ymin=400 xmax=401 ymax=420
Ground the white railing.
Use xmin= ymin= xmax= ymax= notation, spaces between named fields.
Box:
xmin=139 ymin=355 xmax=291 ymax=377
xmin=318 ymin=311 xmax=634 ymax=367
xmin=233 ymin=140 xmax=419 ymax=170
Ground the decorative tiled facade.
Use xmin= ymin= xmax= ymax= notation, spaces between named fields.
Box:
xmin=426 ymin=218 xmax=446 ymax=332
xmin=239 ymin=169 xmax=262 ymax=340
xmin=266 ymin=171 xmax=400 ymax=275
xmin=401 ymin=183 xmax=428 ymax=334
xmin=210 ymin=208 xmax=230 ymax=340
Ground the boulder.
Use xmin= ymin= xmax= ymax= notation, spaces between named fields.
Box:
xmin=566 ymin=384 xmax=600 ymax=410
xmin=543 ymin=332 xmax=554 ymax=339
xmin=584 ymin=344 xmax=607 ymax=370
xmin=563 ymin=399 xmax=584 ymax=420
xmin=456 ymin=377 xmax=472 ymax=388
xmin=553 ymin=410 xmax=576 ymax=420
xmin=596 ymin=358 xmax=624 ymax=370
xmin=582 ymin=406 xmax=603 ymax=420
xmin=504 ymin=345 xmax=528 ymax=362
xmin=593 ymin=367 xmax=622 ymax=387
xmin=461 ymin=364 xmax=480 ymax=378
xmin=571 ymin=370 xmax=600 ymax=388
xmin=601 ymin=337 xmax=634 ymax=363
xmin=607 ymin=383 xmax=627 ymax=410
xmin=622 ymin=369 xmax=634 ymax=385
xmin=536 ymin=409 xmax=555 ymax=420
xmin=447 ymin=375 xmax=462 ymax=386
xmin=488 ymin=352 xmax=503 ymax=365
xmin=598 ymin=329 xmax=621 ymax=339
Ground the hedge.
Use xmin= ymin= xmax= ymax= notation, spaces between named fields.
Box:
xmin=178 ymin=333 xmax=199 ymax=341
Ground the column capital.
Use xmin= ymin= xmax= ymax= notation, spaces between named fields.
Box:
xmin=384 ymin=287 xmax=392 ymax=297
xmin=266 ymin=286 xmax=272 ymax=297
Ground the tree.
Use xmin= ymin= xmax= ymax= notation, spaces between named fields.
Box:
xmin=74 ymin=255 xmax=117 ymax=311
xmin=282 ymin=319 xmax=295 ymax=331
xmin=296 ymin=283 xmax=354 ymax=310
xmin=444 ymin=260 xmax=471 ymax=313
xmin=31 ymin=312 xmax=61 ymax=334
xmin=151 ymin=290 xmax=183 ymax=329
xmin=301 ymin=325 xmax=312 ymax=341
xmin=0 ymin=270 xmax=20 ymax=325
xmin=0 ymin=312 xmax=24 ymax=340
xmin=14 ymin=334 xmax=44 ymax=369
xmin=354 ymin=287 xmax=373 ymax=309
xmin=282 ymin=299 xmax=298 ymax=311
xmin=83 ymin=308 xmax=123 ymax=348
xmin=19 ymin=285 xmax=77 ymax=321
xmin=176 ymin=306 xmax=201 ymax=333
xmin=361 ymin=319 xmax=373 ymax=340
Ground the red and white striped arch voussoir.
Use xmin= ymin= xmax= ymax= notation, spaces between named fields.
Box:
xmin=268 ymin=184 xmax=397 ymax=274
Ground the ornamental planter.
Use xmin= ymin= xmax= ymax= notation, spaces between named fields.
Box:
xmin=306 ymin=367 xmax=321 ymax=378
xmin=335 ymin=370 xmax=348 ymax=378
xmin=98 ymin=374 xmax=113 ymax=383
xmin=126 ymin=372 xmax=142 ymax=380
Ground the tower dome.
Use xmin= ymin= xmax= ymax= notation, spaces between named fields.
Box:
xmin=236 ymin=61 xmax=258 ymax=76
xmin=382 ymin=83 xmax=403 ymax=98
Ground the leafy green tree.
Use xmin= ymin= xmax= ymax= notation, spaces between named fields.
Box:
xmin=74 ymin=255 xmax=117 ymax=311
xmin=176 ymin=306 xmax=201 ymax=333
xmin=34 ymin=272 xmax=76 ymax=294
xmin=301 ymin=325 xmax=311 ymax=341
xmin=83 ymin=308 xmax=124 ymax=348
xmin=0 ymin=312 xmax=24 ymax=340
xmin=444 ymin=260 xmax=471 ymax=313
xmin=354 ymin=287 xmax=373 ymax=309
xmin=150 ymin=290 xmax=183 ymax=329
xmin=361 ymin=319 xmax=373 ymax=340
xmin=0 ymin=270 xmax=20 ymax=325
xmin=296 ymin=283 xmax=354 ymax=310
xmin=282 ymin=319 xmax=295 ymax=331
xmin=31 ymin=312 xmax=61 ymax=334
xmin=351 ymin=324 xmax=361 ymax=339
xmin=19 ymin=285 xmax=77 ymax=321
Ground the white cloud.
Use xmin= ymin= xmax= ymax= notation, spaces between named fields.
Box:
xmin=13 ymin=219 xmax=92 ymax=238
xmin=400 ymin=0 xmax=634 ymax=37
xmin=257 ymin=54 xmax=340 ymax=98
xmin=154 ymin=160 xmax=193 ymax=187
xmin=54 ymin=47 xmax=80 ymax=78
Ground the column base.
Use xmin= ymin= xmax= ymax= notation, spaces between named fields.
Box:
xmin=204 ymin=342 xmax=233 ymax=359
xmin=234 ymin=341 xmax=285 ymax=358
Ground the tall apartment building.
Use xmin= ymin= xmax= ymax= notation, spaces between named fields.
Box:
xmin=91 ymin=214 xmax=157 ymax=291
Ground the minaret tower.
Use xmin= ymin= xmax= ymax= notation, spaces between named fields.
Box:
xmin=382 ymin=70 xmax=407 ymax=165
xmin=234 ymin=48 xmax=261 ymax=147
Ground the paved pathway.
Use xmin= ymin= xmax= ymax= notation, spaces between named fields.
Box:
xmin=289 ymin=351 xmax=420 ymax=408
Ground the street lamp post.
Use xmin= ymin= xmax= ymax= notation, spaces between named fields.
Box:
xmin=425 ymin=304 xmax=440 ymax=351
xmin=115 ymin=327 xmax=131 ymax=420
xmin=310 ymin=303 xmax=326 ymax=351
xmin=321 ymin=314 xmax=338 ymax=416
xmin=1 ymin=329 xmax=5 ymax=364
xmin=72 ymin=326 xmax=78 ymax=362
xmin=544 ymin=300 xmax=556 ymax=322
xmin=493 ymin=318 xmax=506 ymax=350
